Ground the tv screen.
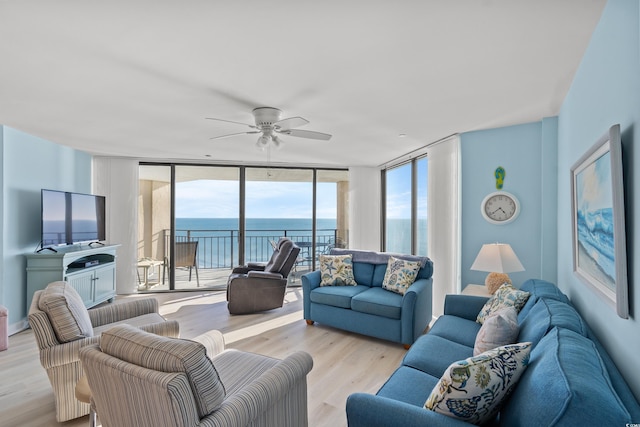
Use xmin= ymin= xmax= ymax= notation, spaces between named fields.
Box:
xmin=41 ymin=189 xmax=106 ymax=247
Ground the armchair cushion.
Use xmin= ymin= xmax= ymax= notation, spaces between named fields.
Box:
xmin=38 ymin=281 xmax=94 ymax=342
xmin=100 ymin=324 xmax=225 ymax=418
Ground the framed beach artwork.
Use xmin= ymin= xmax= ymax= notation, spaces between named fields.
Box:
xmin=571 ymin=124 xmax=628 ymax=318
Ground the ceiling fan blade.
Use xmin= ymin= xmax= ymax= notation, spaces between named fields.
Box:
xmin=279 ymin=129 xmax=332 ymax=140
xmin=206 ymin=117 xmax=258 ymax=129
xmin=210 ymin=131 xmax=260 ymax=140
xmin=274 ymin=116 xmax=309 ymax=131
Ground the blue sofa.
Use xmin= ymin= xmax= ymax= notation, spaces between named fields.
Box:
xmin=346 ymin=279 xmax=640 ymax=426
xmin=302 ymin=249 xmax=433 ymax=347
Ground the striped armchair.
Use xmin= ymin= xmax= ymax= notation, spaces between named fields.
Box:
xmin=79 ymin=325 xmax=314 ymax=427
xmin=28 ymin=288 xmax=179 ymax=422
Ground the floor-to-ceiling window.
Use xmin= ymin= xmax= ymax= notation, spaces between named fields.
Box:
xmin=383 ymin=155 xmax=428 ymax=255
xmin=138 ymin=163 xmax=348 ymax=291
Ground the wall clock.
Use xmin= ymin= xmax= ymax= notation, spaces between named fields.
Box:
xmin=480 ymin=191 xmax=520 ymax=225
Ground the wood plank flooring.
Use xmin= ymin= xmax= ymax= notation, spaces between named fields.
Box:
xmin=0 ymin=287 xmax=406 ymax=427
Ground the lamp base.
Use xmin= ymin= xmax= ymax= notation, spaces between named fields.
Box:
xmin=484 ymin=272 xmax=512 ymax=294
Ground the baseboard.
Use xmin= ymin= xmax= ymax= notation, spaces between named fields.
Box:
xmin=9 ymin=319 xmax=29 ymax=336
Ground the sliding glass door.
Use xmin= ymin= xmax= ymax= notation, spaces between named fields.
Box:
xmin=138 ymin=163 xmax=348 ymax=291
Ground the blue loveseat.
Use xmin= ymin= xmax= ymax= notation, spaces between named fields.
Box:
xmin=302 ymin=249 xmax=433 ymax=347
xmin=346 ymin=279 xmax=640 ymax=426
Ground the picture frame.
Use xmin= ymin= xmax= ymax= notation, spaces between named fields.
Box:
xmin=571 ymin=124 xmax=628 ymax=318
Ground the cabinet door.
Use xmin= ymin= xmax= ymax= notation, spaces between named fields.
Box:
xmin=66 ymin=272 xmax=95 ymax=306
xmin=94 ymin=265 xmax=116 ymax=303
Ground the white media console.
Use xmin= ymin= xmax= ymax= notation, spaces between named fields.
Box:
xmin=26 ymin=244 xmax=120 ymax=311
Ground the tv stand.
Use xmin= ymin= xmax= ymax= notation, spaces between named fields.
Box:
xmin=26 ymin=244 xmax=120 ymax=311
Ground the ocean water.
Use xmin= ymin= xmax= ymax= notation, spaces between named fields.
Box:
xmin=175 ymin=218 xmax=338 ymax=267
xmin=172 ymin=217 xmax=425 ymax=268
xmin=576 ymin=207 xmax=615 ymax=284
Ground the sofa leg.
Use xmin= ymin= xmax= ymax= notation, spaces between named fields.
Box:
xmin=305 ymin=320 xmax=314 ymax=325
xmin=403 ymin=344 xmax=411 ymax=350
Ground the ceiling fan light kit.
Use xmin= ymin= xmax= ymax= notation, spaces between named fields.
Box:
xmin=207 ymin=107 xmax=332 ymax=149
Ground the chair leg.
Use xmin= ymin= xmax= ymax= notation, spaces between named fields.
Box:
xmin=89 ymin=407 xmax=96 ymax=427
xmin=195 ymin=264 xmax=200 ymax=287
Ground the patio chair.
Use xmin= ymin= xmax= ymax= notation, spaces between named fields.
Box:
xmin=226 ymin=238 xmax=300 ymax=314
xmin=175 ymin=241 xmax=200 ymax=286
xmin=28 ymin=281 xmax=179 ymax=422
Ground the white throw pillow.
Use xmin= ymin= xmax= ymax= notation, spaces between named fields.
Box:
xmin=474 ymin=306 xmax=519 ymax=356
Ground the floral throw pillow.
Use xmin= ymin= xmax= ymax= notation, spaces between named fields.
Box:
xmin=425 ymin=342 xmax=532 ymax=425
xmin=382 ymin=256 xmax=422 ymax=295
xmin=319 ymin=254 xmax=357 ymax=286
xmin=476 ymin=283 xmax=530 ymax=324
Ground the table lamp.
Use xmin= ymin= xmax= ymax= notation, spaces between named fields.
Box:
xmin=470 ymin=243 xmax=525 ymax=294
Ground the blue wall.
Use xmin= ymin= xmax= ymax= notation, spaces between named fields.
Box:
xmin=460 ymin=118 xmax=558 ymax=288
xmin=557 ymin=0 xmax=640 ymax=398
xmin=0 ymin=126 xmax=92 ymax=328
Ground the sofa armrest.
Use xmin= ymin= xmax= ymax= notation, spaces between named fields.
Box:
xmin=401 ymin=278 xmax=433 ymax=344
xmin=346 ymin=393 xmax=472 ymax=427
xmin=443 ymin=294 xmax=489 ymax=320
xmin=204 ymin=351 xmax=313 ymax=425
xmin=301 ymin=269 xmax=321 ymax=290
xmin=190 ymin=330 xmax=225 ymax=357
xmin=38 ymin=320 xmax=179 ymax=369
xmin=89 ymin=297 xmax=159 ymax=327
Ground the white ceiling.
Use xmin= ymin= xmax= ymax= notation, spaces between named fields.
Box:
xmin=0 ymin=1 xmax=605 ymax=168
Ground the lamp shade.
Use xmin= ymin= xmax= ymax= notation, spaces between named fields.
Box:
xmin=470 ymin=243 xmax=524 ymax=273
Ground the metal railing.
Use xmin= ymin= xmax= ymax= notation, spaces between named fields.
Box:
xmin=164 ymin=228 xmax=340 ymax=269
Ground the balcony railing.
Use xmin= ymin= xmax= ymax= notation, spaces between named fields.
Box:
xmin=164 ymin=228 xmax=340 ymax=269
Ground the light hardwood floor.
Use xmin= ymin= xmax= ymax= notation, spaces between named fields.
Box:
xmin=0 ymin=287 xmax=407 ymax=427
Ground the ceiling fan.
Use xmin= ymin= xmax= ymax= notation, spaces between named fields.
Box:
xmin=206 ymin=107 xmax=332 ymax=149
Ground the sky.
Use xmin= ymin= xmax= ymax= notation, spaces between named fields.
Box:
xmin=175 ymin=179 xmax=339 ymax=218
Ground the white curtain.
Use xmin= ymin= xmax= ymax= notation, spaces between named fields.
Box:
xmin=93 ymin=157 xmax=139 ymax=295
xmin=427 ymin=135 xmax=461 ymax=319
xmin=348 ymin=167 xmax=381 ymax=250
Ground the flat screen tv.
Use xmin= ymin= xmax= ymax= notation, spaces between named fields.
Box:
xmin=41 ymin=189 xmax=106 ymax=247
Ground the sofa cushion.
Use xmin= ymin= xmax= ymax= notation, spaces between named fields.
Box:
xmin=381 ymin=256 xmax=422 ymax=295
xmin=352 ymin=262 xmax=375 ymax=286
xmin=424 ymin=342 xmax=532 ymax=425
xmin=501 ymin=328 xmax=631 ymax=426
xmin=518 ymin=278 xmax=569 ymax=321
xmin=351 ymin=287 xmax=403 ymax=320
xmin=38 ymin=281 xmax=94 ymax=342
xmin=518 ymin=298 xmax=588 ymax=347
xmin=377 ymin=366 xmax=441 ymax=407
xmin=310 ymin=285 xmax=368 ymax=309
xmin=101 ymin=324 xmax=225 ymax=418
xmin=402 ymin=334 xmax=474 ymax=379
xmin=319 ymin=254 xmax=357 ymax=286
xmin=474 ymin=306 xmax=519 ymax=356
xmin=476 ymin=283 xmax=530 ymax=324
xmin=428 ymin=315 xmax=482 ymax=348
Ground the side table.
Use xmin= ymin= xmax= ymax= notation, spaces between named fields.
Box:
xmin=462 ymin=284 xmax=491 ymax=297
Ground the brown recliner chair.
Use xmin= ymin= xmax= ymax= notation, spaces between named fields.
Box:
xmin=227 ymin=238 xmax=300 ymax=314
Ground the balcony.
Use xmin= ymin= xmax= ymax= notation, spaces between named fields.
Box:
xmin=137 ymin=227 xmax=341 ymax=292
